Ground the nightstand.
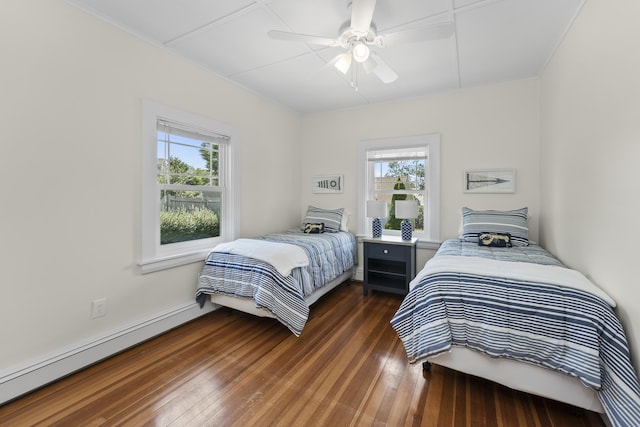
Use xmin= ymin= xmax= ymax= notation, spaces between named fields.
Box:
xmin=362 ymin=236 xmax=417 ymax=296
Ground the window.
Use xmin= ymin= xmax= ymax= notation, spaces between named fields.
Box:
xmin=140 ymin=100 xmax=238 ymax=273
xmin=358 ymin=134 xmax=440 ymax=242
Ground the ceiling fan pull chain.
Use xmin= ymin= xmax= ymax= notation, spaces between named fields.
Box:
xmin=352 ymin=63 xmax=359 ymax=92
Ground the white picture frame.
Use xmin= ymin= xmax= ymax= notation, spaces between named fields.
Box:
xmin=312 ymin=175 xmax=343 ymax=194
xmin=464 ymin=169 xmax=515 ymax=193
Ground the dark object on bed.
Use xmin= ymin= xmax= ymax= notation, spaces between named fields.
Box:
xmin=478 ymin=232 xmax=512 ymax=247
xmin=303 ymin=223 xmax=324 ymax=234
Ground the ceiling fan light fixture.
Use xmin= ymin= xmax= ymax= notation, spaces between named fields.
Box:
xmin=334 ymin=53 xmax=352 ymax=74
xmin=352 ymin=41 xmax=370 ymax=63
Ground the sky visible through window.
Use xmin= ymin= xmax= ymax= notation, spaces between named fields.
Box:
xmin=374 ymin=162 xmax=389 ymax=178
xmin=157 ymin=132 xmax=208 ymax=170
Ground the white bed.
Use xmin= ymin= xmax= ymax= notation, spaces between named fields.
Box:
xmin=196 ymin=206 xmax=357 ymax=336
xmin=391 ymin=208 xmax=640 ymax=427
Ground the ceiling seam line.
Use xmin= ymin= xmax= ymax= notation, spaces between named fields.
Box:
xmin=164 ymin=2 xmax=261 ymax=47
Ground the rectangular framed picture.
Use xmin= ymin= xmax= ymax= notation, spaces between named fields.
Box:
xmin=464 ymin=169 xmax=515 ymax=193
xmin=312 ymin=175 xmax=343 ymax=194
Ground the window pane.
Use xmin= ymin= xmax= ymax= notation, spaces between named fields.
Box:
xmin=372 ymin=158 xmax=425 ymax=232
xmin=159 ymin=190 xmax=221 ymax=245
xmin=157 ymin=132 xmax=219 ymax=186
xmin=382 ymin=195 xmax=424 ymax=232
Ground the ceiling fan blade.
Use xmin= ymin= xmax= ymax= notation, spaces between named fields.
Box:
xmin=350 ymin=0 xmax=376 ymax=35
xmin=377 ymin=22 xmax=455 ymax=47
xmin=328 ymin=53 xmax=353 ymax=74
xmin=361 ymin=56 xmax=377 ymax=74
xmin=268 ymin=30 xmax=339 ymax=47
xmin=367 ymin=52 xmax=398 ymax=84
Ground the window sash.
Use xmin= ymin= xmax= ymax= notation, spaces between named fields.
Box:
xmin=368 ymin=151 xmax=426 ymax=233
xmin=157 ymin=119 xmax=229 ymax=144
xmin=155 ymin=120 xmax=227 ymax=247
xmin=156 ymin=119 xmax=226 ymax=188
xmin=141 ymin=99 xmax=239 ymax=273
xmin=357 ymin=134 xmax=440 ymax=243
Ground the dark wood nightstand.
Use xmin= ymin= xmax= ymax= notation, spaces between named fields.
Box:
xmin=362 ymin=236 xmax=417 ymax=296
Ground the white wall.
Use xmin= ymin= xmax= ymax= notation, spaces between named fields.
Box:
xmin=539 ymin=0 xmax=640 ymax=370
xmin=8 ymin=0 xmax=630 ymax=403
xmin=300 ymin=79 xmax=541 ymax=246
xmin=0 ymin=0 xmax=300 ymax=381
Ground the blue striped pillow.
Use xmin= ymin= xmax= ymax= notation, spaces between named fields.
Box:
xmin=301 ymin=206 xmax=344 ymax=233
xmin=462 ymin=207 xmax=529 ymax=246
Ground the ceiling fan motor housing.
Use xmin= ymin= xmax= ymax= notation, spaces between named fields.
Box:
xmin=337 ymin=21 xmax=377 ymax=49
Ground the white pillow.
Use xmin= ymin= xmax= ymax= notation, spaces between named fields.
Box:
xmin=340 ymin=209 xmax=351 ymax=232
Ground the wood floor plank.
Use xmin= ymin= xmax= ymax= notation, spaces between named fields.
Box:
xmin=0 ymin=282 xmax=606 ymax=427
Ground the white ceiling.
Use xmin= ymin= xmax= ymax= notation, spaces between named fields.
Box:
xmin=66 ymin=0 xmax=586 ymax=113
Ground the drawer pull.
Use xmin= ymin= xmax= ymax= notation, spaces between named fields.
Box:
xmin=383 ymin=249 xmax=389 ymax=254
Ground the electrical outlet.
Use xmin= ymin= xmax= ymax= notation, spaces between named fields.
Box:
xmin=92 ymin=298 xmax=107 ymax=318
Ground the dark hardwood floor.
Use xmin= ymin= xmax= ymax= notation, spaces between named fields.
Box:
xmin=0 ymin=281 xmax=605 ymax=426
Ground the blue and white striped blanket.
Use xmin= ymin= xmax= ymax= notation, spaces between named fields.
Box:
xmin=196 ymin=230 xmax=356 ymax=336
xmin=391 ymin=239 xmax=640 ymax=427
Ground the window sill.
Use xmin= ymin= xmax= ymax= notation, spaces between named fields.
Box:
xmin=138 ymin=249 xmax=210 ymax=274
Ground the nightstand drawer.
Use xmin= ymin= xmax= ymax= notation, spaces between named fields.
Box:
xmin=365 ymin=243 xmax=409 ymax=262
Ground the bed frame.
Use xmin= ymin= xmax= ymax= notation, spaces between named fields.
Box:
xmin=208 ymin=268 xmax=354 ymax=319
xmin=424 ymin=347 xmax=604 ymax=413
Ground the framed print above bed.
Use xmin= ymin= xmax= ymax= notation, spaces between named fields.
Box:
xmin=464 ymin=169 xmax=515 ymax=193
xmin=312 ymin=175 xmax=343 ymax=194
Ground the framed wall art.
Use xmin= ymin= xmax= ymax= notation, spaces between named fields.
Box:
xmin=312 ymin=175 xmax=343 ymax=194
xmin=464 ymin=169 xmax=515 ymax=193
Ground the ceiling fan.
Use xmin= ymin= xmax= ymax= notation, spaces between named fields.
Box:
xmin=268 ymin=0 xmax=454 ymax=87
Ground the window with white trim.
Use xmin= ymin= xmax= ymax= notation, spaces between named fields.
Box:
xmin=140 ymin=100 xmax=238 ymax=273
xmin=358 ymin=134 xmax=440 ymax=242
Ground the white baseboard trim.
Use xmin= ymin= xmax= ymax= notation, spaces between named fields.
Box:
xmin=0 ymin=301 xmax=215 ymax=405
xmin=355 ymin=267 xmax=364 ymax=281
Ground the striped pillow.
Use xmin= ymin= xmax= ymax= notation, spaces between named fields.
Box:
xmin=462 ymin=207 xmax=529 ymax=246
xmin=301 ymin=206 xmax=344 ymax=233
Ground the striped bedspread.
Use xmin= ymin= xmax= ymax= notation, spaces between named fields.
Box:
xmin=196 ymin=230 xmax=356 ymax=336
xmin=391 ymin=239 xmax=640 ymax=427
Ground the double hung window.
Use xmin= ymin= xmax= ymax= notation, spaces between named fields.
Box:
xmin=358 ymin=134 xmax=440 ymax=242
xmin=141 ymin=100 xmax=238 ymax=273
xmin=156 ymin=120 xmax=226 ymax=244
